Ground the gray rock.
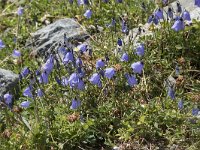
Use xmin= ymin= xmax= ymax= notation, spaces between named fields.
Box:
xmin=0 ymin=68 xmax=19 ymax=100
xmin=26 ymin=18 xmax=89 ymax=56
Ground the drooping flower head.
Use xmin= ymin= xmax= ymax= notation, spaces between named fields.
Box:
xmin=77 ymin=44 xmax=87 ymax=53
xmin=148 ymin=15 xmax=159 ymax=25
xmin=182 ymin=10 xmax=191 ymax=21
xmin=21 ymin=101 xmax=31 ymax=108
xmin=195 ymin=0 xmax=200 ymax=7
xmin=4 ymin=93 xmax=13 ymax=105
xmin=77 ymin=79 xmax=85 ymax=90
xmin=68 ymin=73 xmax=79 ymax=88
xmin=176 ymin=2 xmax=182 ymax=13
xmin=17 ymin=7 xmax=24 ymax=16
xmin=135 ymin=44 xmax=145 ymax=56
xmin=70 ymin=98 xmax=81 ymax=110
xmin=21 ymin=67 xmax=30 ymax=78
xmin=0 ymin=39 xmax=5 ymax=50
xmin=63 ymin=51 xmax=74 ymax=64
xmin=39 ymin=71 xmax=49 ymax=84
xmin=96 ymin=59 xmax=105 ymax=69
xmin=84 ymin=10 xmax=92 ymax=19
xmin=167 ymin=86 xmax=175 ymax=100
xmin=105 ymin=68 xmax=115 ymax=79
xmin=167 ymin=7 xmax=173 ymax=19
xmin=131 ymin=61 xmax=144 ymax=74
xmin=89 ymin=73 xmax=102 ymax=87
xmin=120 ymin=53 xmax=129 ymax=62
xmin=121 ymin=19 xmax=128 ymax=33
xmin=117 ymin=38 xmax=123 ymax=46
xmin=76 ymin=57 xmax=83 ymax=67
xmin=172 ymin=18 xmax=185 ymax=31
xmin=23 ymin=86 xmax=33 ymax=98
xmin=12 ymin=49 xmax=21 ymax=58
xmin=155 ymin=8 xmax=163 ymax=20
xmin=192 ymin=108 xmax=199 ymax=116
xmin=125 ymin=73 xmax=137 ymax=87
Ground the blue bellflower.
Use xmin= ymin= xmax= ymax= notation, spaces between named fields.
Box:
xmin=117 ymin=38 xmax=123 ymax=46
xmin=155 ymin=8 xmax=163 ymax=20
xmin=120 ymin=53 xmax=129 ymax=62
xmin=39 ymin=72 xmax=49 ymax=84
xmin=182 ymin=10 xmax=191 ymax=21
xmin=148 ymin=15 xmax=159 ymax=25
xmin=70 ymin=99 xmax=81 ymax=110
xmin=77 ymin=44 xmax=87 ymax=53
xmin=105 ymin=68 xmax=115 ymax=79
xmin=63 ymin=51 xmax=74 ymax=64
xmin=131 ymin=62 xmax=144 ymax=74
xmin=21 ymin=101 xmax=31 ymax=108
xmin=125 ymin=74 xmax=137 ymax=87
xmin=77 ymin=79 xmax=85 ymax=90
xmin=12 ymin=49 xmax=21 ymax=58
xmin=4 ymin=93 xmax=13 ymax=105
xmin=96 ymin=59 xmax=105 ymax=69
xmin=195 ymin=0 xmax=200 ymax=7
xmin=76 ymin=57 xmax=83 ymax=67
xmin=21 ymin=67 xmax=30 ymax=78
xmin=135 ymin=44 xmax=145 ymax=56
xmin=23 ymin=86 xmax=33 ymax=98
xmin=17 ymin=7 xmax=24 ymax=16
xmin=84 ymin=10 xmax=92 ymax=19
xmin=167 ymin=7 xmax=173 ymax=19
xmin=192 ymin=108 xmax=199 ymax=116
xmin=68 ymin=73 xmax=79 ymax=88
xmin=89 ymin=73 xmax=102 ymax=87
xmin=172 ymin=18 xmax=185 ymax=31
xmin=167 ymin=87 xmax=175 ymax=100
xmin=0 ymin=39 xmax=5 ymax=50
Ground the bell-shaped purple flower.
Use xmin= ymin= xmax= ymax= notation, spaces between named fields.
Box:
xmin=77 ymin=44 xmax=87 ymax=53
xmin=55 ymin=76 xmax=61 ymax=85
xmin=12 ymin=49 xmax=21 ymax=58
xmin=182 ymin=10 xmax=191 ymax=21
xmin=77 ymin=67 xmax=85 ymax=78
xmin=148 ymin=15 xmax=159 ymax=25
xmin=167 ymin=87 xmax=175 ymax=100
xmin=23 ymin=86 xmax=33 ymax=98
xmin=77 ymin=79 xmax=85 ymax=90
xmin=4 ymin=93 xmax=12 ymax=104
xmin=120 ymin=53 xmax=129 ymax=62
xmin=176 ymin=3 xmax=182 ymax=13
xmin=192 ymin=108 xmax=199 ymax=116
xmin=105 ymin=68 xmax=115 ymax=79
xmin=21 ymin=67 xmax=30 ymax=78
xmin=195 ymin=0 xmax=200 ymax=7
xmin=70 ymin=99 xmax=81 ymax=110
xmin=37 ymin=88 xmax=44 ymax=97
xmin=131 ymin=62 xmax=144 ymax=74
xmin=125 ymin=74 xmax=137 ymax=87
xmin=135 ymin=44 xmax=145 ymax=56
xmin=96 ymin=59 xmax=105 ymax=69
xmin=63 ymin=51 xmax=74 ymax=64
xmin=167 ymin=7 xmax=173 ymax=19
xmin=122 ymin=20 xmax=128 ymax=33
xmin=17 ymin=7 xmax=24 ymax=16
xmin=76 ymin=57 xmax=83 ymax=67
xmin=21 ymin=101 xmax=31 ymax=108
xmin=84 ymin=10 xmax=92 ymax=19
xmin=178 ymin=99 xmax=183 ymax=110
xmin=39 ymin=72 xmax=49 ymax=84
xmin=117 ymin=38 xmax=123 ymax=46
xmin=155 ymin=8 xmax=163 ymax=20
xmin=89 ymin=73 xmax=101 ymax=87
xmin=68 ymin=73 xmax=79 ymax=88
xmin=172 ymin=18 xmax=185 ymax=31
xmin=0 ymin=39 xmax=5 ymax=50
xmin=58 ymin=46 xmax=67 ymax=55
